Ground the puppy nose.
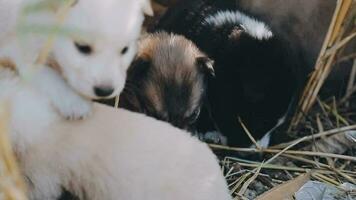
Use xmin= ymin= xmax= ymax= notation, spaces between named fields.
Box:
xmin=94 ymin=86 xmax=114 ymax=97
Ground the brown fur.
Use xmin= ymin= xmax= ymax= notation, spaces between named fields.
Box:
xmin=46 ymin=56 xmax=63 ymax=74
xmin=0 ymin=58 xmax=16 ymax=71
xmin=119 ymin=32 xmax=213 ymax=130
xmin=0 ymin=56 xmax=62 ymax=77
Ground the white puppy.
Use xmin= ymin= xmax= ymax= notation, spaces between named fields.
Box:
xmin=0 ymin=0 xmax=152 ymax=119
xmin=0 ymin=67 xmax=231 ymax=200
xmin=0 ymin=1 xmax=231 ymax=199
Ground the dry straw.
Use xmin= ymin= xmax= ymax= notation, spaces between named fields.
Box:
xmin=0 ymin=102 xmax=27 ymax=200
xmin=291 ymin=0 xmax=355 ymax=128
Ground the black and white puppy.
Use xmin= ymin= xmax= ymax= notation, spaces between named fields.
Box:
xmin=153 ymin=0 xmax=306 ymax=147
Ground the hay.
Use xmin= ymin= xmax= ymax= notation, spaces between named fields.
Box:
xmin=291 ymin=0 xmax=356 ymax=128
xmin=0 ymin=103 xmax=27 ymax=200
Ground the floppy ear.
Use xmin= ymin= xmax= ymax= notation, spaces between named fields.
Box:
xmin=196 ymin=57 xmax=215 ymax=77
xmin=141 ymin=0 xmax=154 ymax=16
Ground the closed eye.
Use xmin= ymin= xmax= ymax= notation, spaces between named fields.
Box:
xmin=121 ymin=46 xmax=129 ymax=55
xmin=74 ymin=42 xmax=93 ymax=55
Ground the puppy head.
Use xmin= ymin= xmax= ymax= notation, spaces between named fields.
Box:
xmin=120 ymin=32 xmax=214 ymax=130
xmin=52 ymin=0 xmax=152 ymax=99
xmin=205 ymin=10 xmax=297 ymax=104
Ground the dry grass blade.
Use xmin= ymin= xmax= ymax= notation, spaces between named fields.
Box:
xmin=323 ymin=31 xmax=356 ymax=58
xmin=344 ymin=59 xmax=356 ymax=102
xmin=312 ymin=172 xmax=340 ymax=186
xmin=265 ymin=137 xmax=306 ymax=165
xmin=238 ymin=117 xmax=261 ymax=149
xmin=210 ymin=144 xmax=356 ymax=161
xmin=0 ymin=102 xmax=27 ymax=200
xmin=291 ymin=0 xmax=354 ymax=128
xmin=114 ymin=96 xmax=120 ymax=108
xmin=36 ymin=0 xmax=77 ymax=65
xmin=230 ymin=172 xmax=252 ymax=195
xmin=340 ymin=86 xmax=356 ymax=104
xmin=271 ymin=125 xmax=356 ymax=149
xmin=237 ymin=162 xmax=263 ymax=196
xmin=347 ymin=59 xmax=356 ymax=93
xmin=303 ymin=131 xmax=355 ymax=155
xmin=282 ymin=153 xmax=356 ymax=184
xmin=234 ymin=162 xmax=344 ymax=175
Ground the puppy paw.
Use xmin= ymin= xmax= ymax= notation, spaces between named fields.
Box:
xmin=203 ymin=131 xmax=228 ymax=145
xmin=56 ymin=96 xmax=92 ymax=120
xmin=31 ymin=66 xmax=93 ymax=121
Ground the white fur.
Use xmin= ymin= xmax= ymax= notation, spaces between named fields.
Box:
xmin=51 ymin=0 xmax=145 ymax=99
xmin=0 ymin=0 xmax=150 ymax=99
xmin=204 ymin=10 xmax=273 ymax=40
xmin=203 ymin=131 xmax=228 ymax=145
xmin=0 ymin=0 xmax=151 ymax=119
xmin=0 ymin=1 xmax=231 ymax=199
xmin=0 ymin=68 xmax=231 ymax=200
xmin=0 ymin=0 xmax=21 ymax=46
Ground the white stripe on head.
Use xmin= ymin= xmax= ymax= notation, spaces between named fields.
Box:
xmin=204 ymin=10 xmax=273 ymax=40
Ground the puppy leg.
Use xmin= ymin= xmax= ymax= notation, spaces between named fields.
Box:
xmin=30 ymin=66 xmax=92 ymax=120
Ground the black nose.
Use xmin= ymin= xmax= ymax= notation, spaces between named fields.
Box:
xmin=94 ymin=86 xmax=114 ymax=97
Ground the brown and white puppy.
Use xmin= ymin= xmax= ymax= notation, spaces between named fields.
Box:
xmin=117 ymin=32 xmax=214 ymax=131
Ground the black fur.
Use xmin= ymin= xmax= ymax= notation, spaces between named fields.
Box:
xmin=153 ymin=0 xmax=307 ymax=147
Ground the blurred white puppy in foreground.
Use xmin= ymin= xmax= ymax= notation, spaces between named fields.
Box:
xmin=0 ymin=0 xmax=152 ymax=119
xmin=0 ymin=67 xmax=231 ymax=200
xmin=0 ymin=0 xmax=231 ymax=199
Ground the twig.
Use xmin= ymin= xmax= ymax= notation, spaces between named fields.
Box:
xmin=210 ymin=144 xmax=356 ymax=162
xmin=235 ymin=163 xmax=331 ymax=174
xmin=335 ymin=52 xmax=356 ymax=64
xmin=345 ymin=59 xmax=356 ymax=98
xmin=114 ymin=96 xmax=120 ymax=108
xmin=323 ymin=31 xmax=356 ymax=58
xmin=238 ymin=162 xmax=263 ymax=196
xmin=36 ymin=0 xmax=76 ymax=65
xmin=290 ymin=0 xmax=353 ymax=127
xmin=340 ymin=86 xmax=356 ymax=104
xmin=238 ymin=117 xmax=261 ymax=149
xmin=312 ymin=172 xmax=340 ymax=186
xmin=230 ymin=172 xmax=251 ymax=195
xmin=0 ymin=103 xmax=27 ymax=200
xmin=321 ymin=101 xmax=349 ymax=126
xmin=265 ymin=137 xmax=306 ymax=165
xmin=270 ymin=125 xmax=356 ymax=149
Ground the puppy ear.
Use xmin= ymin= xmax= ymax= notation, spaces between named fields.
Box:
xmin=228 ymin=25 xmax=245 ymax=40
xmin=141 ymin=0 xmax=154 ymax=16
xmin=196 ymin=57 xmax=215 ymax=77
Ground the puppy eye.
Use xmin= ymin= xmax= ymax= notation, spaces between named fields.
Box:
xmin=74 ymin=42 xmax=93 ymax=55
xmin=121 ymin=46 xmax=129 ymax=55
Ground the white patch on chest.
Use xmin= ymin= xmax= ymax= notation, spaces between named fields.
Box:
xmin=204 ymin=10 xmax=273 ymax=40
